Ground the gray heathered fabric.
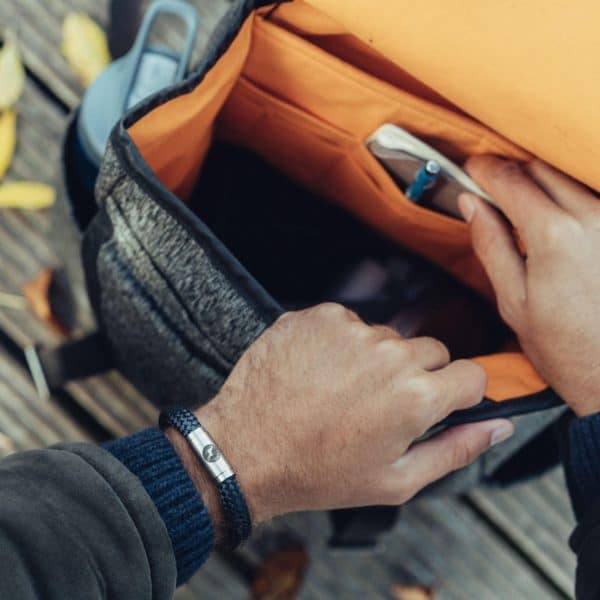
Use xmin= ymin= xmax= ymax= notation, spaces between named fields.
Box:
xmin=89 ymin=142 xmax=271 ymax=408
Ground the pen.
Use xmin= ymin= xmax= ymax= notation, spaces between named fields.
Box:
xmin=406 ymin=160 xmax=441 ymax=203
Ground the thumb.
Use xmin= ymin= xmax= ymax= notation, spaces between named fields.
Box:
xmin=391 ymin=419 xmax=515 ymax=499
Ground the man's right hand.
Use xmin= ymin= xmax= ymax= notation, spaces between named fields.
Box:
xmin=189 ymin=304 xmax=513 ymax=526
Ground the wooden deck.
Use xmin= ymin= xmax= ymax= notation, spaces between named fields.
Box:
xmin=0 ymin=1 xmax=576 ymax=598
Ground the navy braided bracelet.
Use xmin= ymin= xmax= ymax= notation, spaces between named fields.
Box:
xmin=159 ymin=407 xmax=252 ymax=549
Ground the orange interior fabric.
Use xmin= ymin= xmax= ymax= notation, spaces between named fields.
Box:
xmin=307 ymin=0 xmax=600 ymax=192
xmin=217 ymin=17 xmax=528 ymax=298
xmin=472 ymin=353 xmax=546 ymax=402
xmin=268 ymin=2 xmax=459 ymax=111
xmin=126 ymin=7 xmax=550 ymax=402
xmin=128 ymin=14 xmax=254 ymax=199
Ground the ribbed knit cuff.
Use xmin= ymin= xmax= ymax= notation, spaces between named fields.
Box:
xmin=564 ymin=412 xmax=600 ymax=520
xmin=102 ymin=429 xmax=214 ymax=585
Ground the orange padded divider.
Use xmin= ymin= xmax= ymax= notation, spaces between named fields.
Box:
xmin=472 ymin=353 xmax=546 ymax=402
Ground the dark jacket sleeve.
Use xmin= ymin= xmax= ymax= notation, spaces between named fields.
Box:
xmin=0 ymin=429 xmax=214 ymax=599
xmin=561 ymin=412 xmax=600 ymax=600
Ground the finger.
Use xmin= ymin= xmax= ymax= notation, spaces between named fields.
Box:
xmin=465 ymin=155 xmax=564 ymax=245
xmin=370 ymin=324 xmax=404 ymax=341
xmin=406 ymin=336 xmax=450 ymax=371
xmin=459 ymin=193 xmax=526 ymax=325
xmin=424 ymin=359 xmax=487 ymax=424
xmin=388 ymin=419 xmax=514 ymax=500
xmin=525 ymin=159 xmax=598 ymax=218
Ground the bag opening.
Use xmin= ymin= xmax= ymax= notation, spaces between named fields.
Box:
xmin=125 ymin=8 xmax=548 ymax=403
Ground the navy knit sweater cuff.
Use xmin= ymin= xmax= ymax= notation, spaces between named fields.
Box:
xmin=565 ymin=412 xmax=600 ymax=520
xmin=102 ymin=428 xmax=214 ymax=585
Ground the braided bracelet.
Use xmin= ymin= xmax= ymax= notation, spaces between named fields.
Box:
xmin=159 ymin=407 xmax=252 ymax=549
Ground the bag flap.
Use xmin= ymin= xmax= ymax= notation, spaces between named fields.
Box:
xmin=305 ymin=0 xmax=600 ymax=190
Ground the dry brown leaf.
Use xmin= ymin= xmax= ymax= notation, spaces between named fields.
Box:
xmin=61 ymin=12 xmax=111 ymax=87
xmin=391 ymin=583 xmax=436 ymax=600
xmin=0 ymin=109 xmax=16 ymax=178
xmin=252 ymin=545 xmax=309 ymax=600
xmin=0 ymin=181 xmax=56 ymax=209
xmin=23 ymin=268 xmax=67 ymax=335
xmin=0 ymin=31 xmax=25 ymax=110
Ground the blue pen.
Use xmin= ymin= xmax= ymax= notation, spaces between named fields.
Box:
xmin=406 ymin=160 xmax=441 ymax=203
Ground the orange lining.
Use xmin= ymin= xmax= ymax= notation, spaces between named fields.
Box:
xmin=127 ymin=11 xmax=547 ymax=402
xmin=128 ymin=15 xmax=254 ymax=199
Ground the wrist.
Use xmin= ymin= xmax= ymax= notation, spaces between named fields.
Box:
xmin=164 ymin=426 xmax=228 ymax=544
xmin=195 ymin=394 xmax=279 ymax=525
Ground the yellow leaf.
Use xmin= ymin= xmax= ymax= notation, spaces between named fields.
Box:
xmin=61 ymin=13 xmax=111 ymax=87
xmin=0 ymin=32 xmax=26 ymax=109
xmin=392 ymin=583 xmax=436 ymax=600
xmin=0 ymin=109 xmax=17 ymax=178
xmin=0 ymin=181 xmax=56 ymax=209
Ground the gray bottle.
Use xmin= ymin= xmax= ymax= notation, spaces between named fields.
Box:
xmin=74 ymin=0 xmax=199 ymax=190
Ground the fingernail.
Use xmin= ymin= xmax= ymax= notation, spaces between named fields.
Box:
xmin=490 ymin=422 xmax=514 ymax=447
xmin=458 ymin=193 xmax=476 ymax=222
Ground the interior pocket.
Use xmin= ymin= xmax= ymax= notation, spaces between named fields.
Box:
xmin=127 ymin=12 xmax=548 ymax=403
xmin=216 ymin=16 xmax=530 ymax=297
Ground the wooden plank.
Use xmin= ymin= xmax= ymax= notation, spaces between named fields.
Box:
xmin=176 ymin=556 xmax=247 ymax=600
xmin=0 ymin=0 xmax=231 ymax=110
xmin=470 ymin=469 xmax=576 ymax=597
xmin=0 ymin=344 xmax=88 ymax=451
xmin=243 ymin=498 xmax=562 ymax=600
xmin=0 ymin=74 xmax=159 ymax=436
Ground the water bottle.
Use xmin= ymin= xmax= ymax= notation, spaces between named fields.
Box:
xmin=72 ymin=0 xmax=199 ymax=199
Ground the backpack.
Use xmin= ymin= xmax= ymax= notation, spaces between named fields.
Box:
xmin=49 ymin=0 xmax=576 ymax=546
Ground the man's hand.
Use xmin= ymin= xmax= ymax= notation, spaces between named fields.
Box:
xmin=187 ymin=305 xmax=513 ymax=526
xmin=459 ymin=156 xmax=600 ymax=417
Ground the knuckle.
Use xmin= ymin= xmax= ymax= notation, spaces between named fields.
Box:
xmin=377 ymin=338 xmax=412 ymax=361
xmin=540 ymin=218 xmax=580 ymax=249
xmin=372 ymin=325 xmax=401 ymax=341
xmin=450 ymin=438 xmax=479 ymax=470
xmin=497 ymin=295 xmax=524 ymax=327
xmin=390 ymin=487 xmax=413 ymax=506
xmin=490 ymin=160 xmax=524 ymax=185
xmin=404 ymin=375 xmax=440 ymax=405
xmin=275 ymin=311 xmax=294 ymax=325
xmin=378 ymin=477 xmax=413 ymax=506
xmin=314 ymin=302 xmax=356 ymax=321
xmin=349 ymin=321 xmax=373 ymax=341
xmin=473 ymin=225 xmax=501 ymax=258
xmin=455 ymin=360 xmax=487 ymax=399
xmin=416 ymin=336 xmax=450 ymax=363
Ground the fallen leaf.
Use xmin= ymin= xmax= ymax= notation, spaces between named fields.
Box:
xmin=391 ymin=583 xmax=436 ymax=600
xmin=61 ymin=12 xmax=111 ymax=87
xmin=0 ymin=432 xmax=16 ymax=458
xmin=0 ymin=181 xmax=56 ymax=209
xmin=0 ymin=109 xmax=17 ymax=178
xmin=252 ymin=544 xmax=309 ymax=600
xmin=0 ymin=31 xmax=25 ymax=109
xmin=23 ymin=268 xmax=67 ymax=335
